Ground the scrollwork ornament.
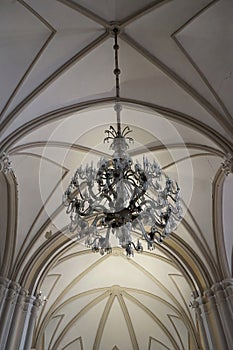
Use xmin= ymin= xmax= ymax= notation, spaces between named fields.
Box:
xmin=0 ymin=152 xmax=12 ymax=174
xmin=221 ymin=152 xmax=233 ymax=176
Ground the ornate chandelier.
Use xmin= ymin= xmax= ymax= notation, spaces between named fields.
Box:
xmin=63 ymin=28 xmax=182 ymax=257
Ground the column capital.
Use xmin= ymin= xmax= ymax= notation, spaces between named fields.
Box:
xmin=17 ymin=287 xmax=29 ymax=309
xmin=198 ymin=279 xmax=233 ymax=301
xmin=0 ymin=152 xmax=12 ymax=174
xmin=221 ymin=152 xmax=233 ymax=176
xmin=221 ymin=278 xmax=233 ymax=288
xmin=211 ymin=282 xmax=223 ymax=293
xmin=203 ymin=288 xmax=214 ymax=302
xmin=221 ymin=278 xmax=233 ymax=300
xmin=19 ymin=287 xmax=28 ymax=297
xmin=0 ymin=276 xmax=10 ymax=287
xmin=22 ymin=295 xmax=34 ymax=313
xmin=6 ymin=281 xmax=21 ymax=302
xmin=32 ymin=295 xmax=43 ymax=312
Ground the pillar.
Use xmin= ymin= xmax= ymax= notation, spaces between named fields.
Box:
xmin=5 ymin=287 xmax=28 ymax=350
xmin=194 ymin=279 xmax=233 ymax=350
xmin=0 ymin=276 xmax=42 ymax=350
xmin=0 ymin=281 xmax=21 ymax=348
xmin=23 ymin=295 xmax=42 ymax=350
xmin=0 ymin=276 xmax=10 ymax=316
xmin=192 ymin=300 xmax=210 ymax=350
xmin=212 ymin=282 xmax=233 ymax=348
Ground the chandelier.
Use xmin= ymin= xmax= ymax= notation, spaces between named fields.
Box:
xmin=63 ymin=28 xmax=182 ymax=257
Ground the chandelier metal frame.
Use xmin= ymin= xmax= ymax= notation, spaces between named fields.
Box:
xmin=63 ymin=28 xmax=182 ymax=257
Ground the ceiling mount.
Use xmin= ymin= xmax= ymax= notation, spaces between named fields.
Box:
xmin=109 ymin=23 xmax=121 ymax=36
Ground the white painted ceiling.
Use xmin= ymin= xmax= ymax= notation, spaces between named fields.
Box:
xmin=0 ymin=1 xmax=233 ymax=349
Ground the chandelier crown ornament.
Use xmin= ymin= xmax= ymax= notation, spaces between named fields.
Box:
xmin=63 ymin=28 xmax=182 ymax=257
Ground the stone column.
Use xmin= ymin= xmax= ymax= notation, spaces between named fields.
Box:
xmin=19 ymin=295 xmax=35 ymax=350
xmin=0 ymin=276 xmax=10 ymax=316
xmin=0 ymin=277 xmax=43 ymax=350
xmin=23 ymin=295 xmax=42 ymax=350
xmin=194 ymin=279 xmax=233 ymax=350
xmin=0 ymin=281 xmax=20 ymax=348
xmin=222 ymin=278 xmax=233 ymax=313
xmin=192 ymin=300 xmax=210 ymax=350
xmin=212 ymin=282 xmax=233 ymax=349
xmin=203 ymin=289 xmax=228 ymax=349
xmin=5 ymin=287 xmax=28 ymax=350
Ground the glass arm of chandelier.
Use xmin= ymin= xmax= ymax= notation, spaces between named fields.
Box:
xmin=125 ymin=239 xmax=143 ymax=257
xmin=87 ymin=228 xmax=112 ymax=255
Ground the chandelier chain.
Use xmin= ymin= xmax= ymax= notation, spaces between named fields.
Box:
xmin=113 ymin=27 xmax=122 ymax=135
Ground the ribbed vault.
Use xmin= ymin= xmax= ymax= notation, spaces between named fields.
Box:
xmin=0 ymin=1 xmax=233 ymax=349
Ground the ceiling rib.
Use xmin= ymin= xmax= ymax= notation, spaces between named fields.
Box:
xmin=10 ymin=141 xmax=109 ymax=158
xmin=51 ymin=291 xmax=110 ymax=350
xmin=0 ymin=0 xmax=56 ymax=120
xmin=130 ymin=143 xmax=223 ymax=157
xmin=124 ymin=291 xmax=180 ymax=350
xmin=120 ymin=0 xmax=172 ymax=28
xmin=57 ymin=0 xmax=109 ymax=27
xmin=13 ymin=169 xmax=67 ymax=269
xmin=3 ymin=98 xmax=232 ymax=153
xmin=118 ymin=293 xmax=139 ymax=350
xmin=148 ymin=336 xmax=171 ymax=350
xmin=61 ymin=336 xmax=83 ymax=350
xmin=212 ymin=169 xmax=231 ymax=278
xmin=0 ymin=31 xmax=109 ymax=135
xmin=47 ymin=314 xmax=64 ymax=350
xmin=181 ymin=206 xmax=220 ymax=280
xmin=168 ymin=235 xmax=213 ymax=288
xmin=127 ymin=258 xmax=191 ymax=320
xmin=12 ymin=151 xmax=69 ymax=171
xmin=170 ymin=0 xmax=232 ymax=120
xmin=172 ymin=34 xmax=232 ymax=122
xmin=0 ymin=172 xmax=18 ymax=277
xmin=35 ymin=254 xmax=112 ymax=342
xmin=168 ymin=314 xmax=186 ymax=350
xmin=121 ymin=32 xmax=233 ymax=136
xmin=36 ymin=274 xmax=62 ymax=332
xmin=168 ymin=275 xmax=194 ymax=326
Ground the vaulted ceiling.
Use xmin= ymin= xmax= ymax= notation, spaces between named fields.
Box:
xmin=0 ymin=1 xmax=233 ymax=350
